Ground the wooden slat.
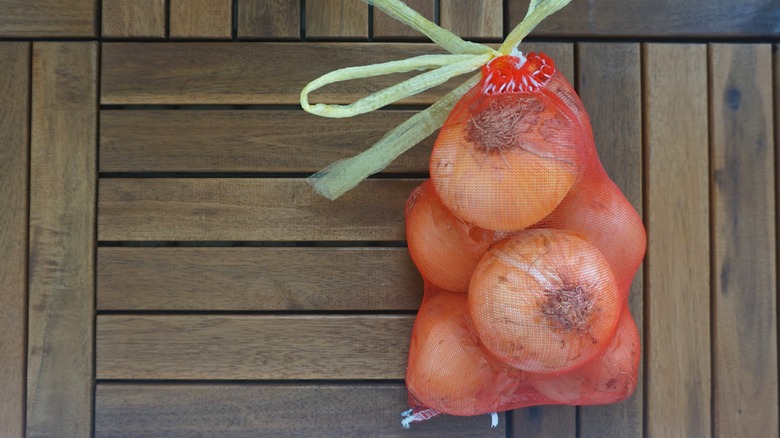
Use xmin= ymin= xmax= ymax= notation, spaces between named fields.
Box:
xmin=170 ymin=0 xmax=233 ymax=39
xmin=27 ymin=42 xmax=97 ymax=438
xmin=99 ymin=110 xmax=433 ymax=173
xmin=305 ymin=0 xmax=368 ymax=39
xmin=576 ymin=43 xmax=643 ymax=438
xmin=512 ymin=405 xmax=576 ymax=437
xmin=97 ymin=247 xmax=423 ymax=310
xmin=237 ymin=0 xmax=300 ymax=39
xmin=0 ymin=42 xmax=29 ymax=438
xmin=644 ymin=43 xmax=710 ymax=437
xmin=373 ymin=0 xmax=434 ymax=40
xmin=101 ymin=42 xmax=449 ymax=105
xmin=507 ymin=0 xmax=780 ymax=38
xmin=0 ymin=0 xmax=95 ymax=37
xmin=95 ymin=384 xmax=505 ymax=437
xmin=440 ymin=0 xmax=502 ymax=40
xmin=97 ymin=315 xmax=413 ymax=379
xmin=710 ymin=43 xmax=778 ymax=437
xmin=102 ymin=0 xmax=166 ymax=38
xmin=98 ymin=178 xmax=418 ymax=241
xmin=100 ymin=42 xmax=572 ymax=105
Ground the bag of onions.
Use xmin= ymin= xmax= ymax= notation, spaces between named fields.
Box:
xmin=300 ymin=0 xmax=646 ymax=428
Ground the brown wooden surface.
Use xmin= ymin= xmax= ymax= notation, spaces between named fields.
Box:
xmin=97 ymin=315 xmax=413 ymax=379
xmin=99 ymin=110 xmax=434 ymax=173
xmin=507 ymin=0 xmax=780 ymax=38
xmin=95 ymin=384 xmax=505 ymax=437
xmin=710 ymin=44 xmax=778 ymax=437
xmin=170 ymin=0 xmax=233 ymax=39
xmin=237 ymin=0 xmax=300 ymax=40
xmin=372 ymin=0 xmax=435 ymax=40
xmin=644 ymin=43 xmax=711 ymax=437
xmin=98 ymin=178 xmax=418 ymax=241
xmin=100 ymin=42 xmax=455 ymax=105
xmin=100 ymin=42 xmax=573 ymax=105
xmin=305 ymin=0 xmax=368 ymax=39
xmin=576 ymin=42 xmax=643 ymax=438
xmin=440 ymin=0 xmax=503 ymax=40
xmin=4 ymin=1 xmax=779 ymax=436
xmin=27 ymin=42 xmax=97 ymax=438
xmin=512 ymin=405 xmax=576 ymax=438
xmin=97 ymin=247 xmax=423 ymax=310
xmin=0 ymin=42 xmax=29 ymax=438
xmin=102 ymin=0 xmax=166 ymax=38
xmin=0 ymin=0 xmax=95 ymax=37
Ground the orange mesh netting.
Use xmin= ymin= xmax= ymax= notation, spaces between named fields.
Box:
xmin=402 ymin=52 xmax=646 ymax=423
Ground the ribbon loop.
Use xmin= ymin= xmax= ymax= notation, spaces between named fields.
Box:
xmin=300 ymin=0 xmax=572 ymax=199
xmin=301 ymin=53 xmax=490 ymax=118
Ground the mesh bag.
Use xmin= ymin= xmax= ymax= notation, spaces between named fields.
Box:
xmin=402 ymin=52 xmax=646 ymax=422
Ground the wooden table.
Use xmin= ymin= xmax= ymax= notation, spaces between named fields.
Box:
xmin=1 ymin=0 xmax=778 ymax=436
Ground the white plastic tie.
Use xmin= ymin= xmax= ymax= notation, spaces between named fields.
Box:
xmin=400 ymin=408 xmax=441 ymax=429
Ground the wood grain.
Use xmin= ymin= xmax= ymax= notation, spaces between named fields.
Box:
xmin=507 ymin=0 xmax=780 ymax=38
xmin=27 ymin=42 xmax=97 ymax=438
xmin=440 ymin=0 xmax=503 ymax=40
xmin=102 ymin=0 xmax=166 ymax=38
xmin=97 ymin=247 xmax=423 ymax=311
xmin=0 ymin=0 xmax=95 ymax=37
xmin=644 ymin=43 xmax=710 ymax=437
xmin=99 ymin=110 xmax=433 ymax=173
xmin=306 ymin=0 xmax=368 ymax=39
xmin=373 ymin=0 xmax=434 ymax=40
xmin=237 ymin=0 xmax=300 ymax=39
xmin=100 ymin=42 xmax=573 ymax=105
xmin=512 ymin=405 xmax=576 ymax=437
xmin=576 ymin=43 xmax=643 ymax=438
xmin=101 ymin=43 xmax=452 ymax=105
xmin=710 ymin=43 xmax=778 ymax=438
xmin=96 ymin=315 xmax=414 ymax=379
xmin=95 ymin=384 xmax=506 ymax=437
xmin=98 ymin=178 xmax=418 ymax=241
xmin=0 ymin=42 xmax=29 ymax=438
xmin=170 ymin=0 xmax=233 ymax=39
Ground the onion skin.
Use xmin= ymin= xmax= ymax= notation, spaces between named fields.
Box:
xmin=406 ymin=292 xmax=528 ymax=416
xmin=468 ymin=229 xmax=621 ymax=374
xmin=405 ymin=180 xmax=495 ymax=292
xmin=430 ymin=70 xmax=585 ymax=232
xmin=529 ymin=310 xmax=641 ymax=404
xmin=536 ymin=171 xmax=646 ymax=299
